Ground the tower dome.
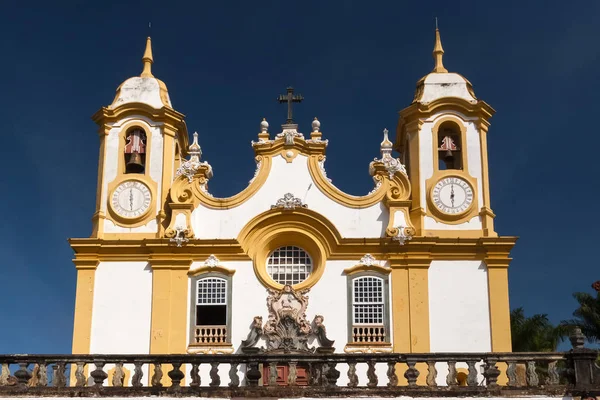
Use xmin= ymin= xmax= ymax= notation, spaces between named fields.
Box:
xmin=110 ymin=37 xmax=172 ymax=109
xmin=412 ymin=27 xmax=477 ymax=104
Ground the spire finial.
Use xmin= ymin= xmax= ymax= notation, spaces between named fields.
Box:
xmin=188 ymin=132 xmax=202 ymax=162
xmin=432 ymin=20 xmax=448 ymax=73
xmin=141 ymin=37 xmax=154 ymax=78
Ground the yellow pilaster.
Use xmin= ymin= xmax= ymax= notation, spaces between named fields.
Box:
xmin=390 ymin=254 xmax=431 ymax=385
xmin=478 ymin=121 xmax=497 ymax=237
xmin=149 ymin=259 xmax=191 ymax=385
xmin=70 ymin=260 xmax=98 ymax=384
xmin=486 ymin=265 xmax=512 ymax=351
xmin=71 ymin=260 xmax=98 ymax=354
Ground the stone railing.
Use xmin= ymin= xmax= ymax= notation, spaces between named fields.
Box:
xmin=0 ymin=331 xmax=598 ymax=397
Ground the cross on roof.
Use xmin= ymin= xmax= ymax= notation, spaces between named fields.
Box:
xmin=277 ymin=87 xmax=304 ymax=124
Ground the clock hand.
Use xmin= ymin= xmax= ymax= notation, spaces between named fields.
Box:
xmin=450 ymin=184 xmax=455 ymax=208
xmin=129 ymin=189 xmax=134 ymax=211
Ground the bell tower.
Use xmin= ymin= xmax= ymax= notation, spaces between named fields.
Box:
xmin=396 ymin=27 xmax=496 ymax=237
xmin=90 ymin=38 xmax=189 ymax=239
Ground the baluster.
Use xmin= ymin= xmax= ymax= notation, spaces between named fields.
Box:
xmin=151 ymin=363 xmax=163 ymax=387
xmin=367 ymin=360 xmax=378 ymax=387
xmin=526 ymin=361 xmax=539 ymax=387
xmin=75 ymin=362 xmax=86 ymax=387
xmin=112 ymin=363 xmax=125 ymax=387
xmin=347 ymin=362 xmax=358 ymax=388
xmin=28 ymin=364 xmax=39 ymax=387
xmin=14 ymin=362 xmax=31 ymax=386
xmin=506 ymin=361 xmax=517 ymax=386
xmin=90 ymin=362 xmax=108 ymax=388
xmin=446 ymin=361 xmax=457 ymax=386
xmin=546 ymin=361 xmax=559 ymax=385
xmin=466 ymin=360 xmax=478 ymax=387
xmin=426 ymin=361 xmax=437 ymax=387
xmin=325 ymin=362 xmax=339 ymax=387
xmin=132 ymin=362 xmax=143 ymax=387
xmin=167 ymin=362 xmax=185 ymax=390
xmin=53 ymin=363 xmax=66 ymax=388
xmin=0 ymin=363 xmax=10 ymax=386
xmin=209 ymin=362 xmax=220 ymax=387
xmin=288 ymin=362 xmax=297 ymax=386
xmin=189 ymin=363 xmax=200 ymax=387
xmin=404 ymin=361 xmax=419 ymax=387
xmin=245 ymin=362 xmax=261 ymax=387
xmin=387 ymin=361 xmax=398 ymax=387
xmin=37 ymin=363 xmax=48 ymax=387
xmin=483 ymin=361 xmax=500 ymax=388
xmin=310 ymin=362 xmax=324 ymax=386
xmin=268 ymin=362 xmax=278 ymax=386
xmin=228 ymin=363 xmax=239 ymax=388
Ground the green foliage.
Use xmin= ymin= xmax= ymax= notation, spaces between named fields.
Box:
xmin=510 ymin=307 xmax=566 ymax=352
xmin=561 ymin=282 xmax=600 ymax=343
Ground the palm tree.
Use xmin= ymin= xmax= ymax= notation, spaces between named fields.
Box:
xmin=511 ymin=307 xmax=565 ymax=352
xmin=561 ymin=281 xmax=600 ymax=343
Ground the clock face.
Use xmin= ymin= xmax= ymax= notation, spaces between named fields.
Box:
xmin=432 ymin=177 xmax=474 ymax=215
xmin=111 ymin=180 xmax=152 ymax=219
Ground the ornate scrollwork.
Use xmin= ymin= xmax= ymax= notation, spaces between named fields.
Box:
xmin=263 ymin=285 xmax=312 ymax=352
xmin=391 ymin=225 xmax=414 ymax=245
xmin=166 ymin=226 xmax=191 ymax=247
xmin=271 ymin=193 xmax=307 ymax=210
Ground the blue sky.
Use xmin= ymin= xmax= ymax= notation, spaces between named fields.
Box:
xmin=1 ymin=0 xmax=599 ymax=354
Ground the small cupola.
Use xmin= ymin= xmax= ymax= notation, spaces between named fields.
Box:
xmin=110 ymin=37 xmax=172 ymax=109
xmin=413 ymin=25 xmax=477 ymax=104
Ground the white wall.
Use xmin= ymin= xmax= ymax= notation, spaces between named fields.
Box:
xmin=192 ymin=155 xmax=388 ymax=240
xmin=428 ymin=260 xmax=491 ymax=353
xmin=89 ymin=262 xmax=153 ymax=354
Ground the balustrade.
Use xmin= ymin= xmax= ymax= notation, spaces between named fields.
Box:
xmin=0 ymin=350 xmax=597 ymax=397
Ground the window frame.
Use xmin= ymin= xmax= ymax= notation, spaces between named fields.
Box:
xmin=346 ymin=271 xmax=391 ymax=344
xmin=189 ymin=272 xmax=233 ymax=345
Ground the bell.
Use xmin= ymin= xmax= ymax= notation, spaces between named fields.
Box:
xmin=126 ymin=152 xmax=145 ymax=173
xmin=443 ymin=149 xmax=455 ymax=169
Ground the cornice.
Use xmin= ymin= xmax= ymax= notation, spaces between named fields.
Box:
xmin=69 ymin=236 xmax=518 ymax=264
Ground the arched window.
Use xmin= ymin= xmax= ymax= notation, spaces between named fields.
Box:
xmin=192 ymin=276 xmax=230 ymax=344
xmin=124 ymin=127 xmax=147 ymax=174
xmin=267 ymin=246 xmax=312 ymax=286
xmin=349 ymin=275 xmax=389 ymax=343
xmin=437 ymin=121 xmax=463 ymax=170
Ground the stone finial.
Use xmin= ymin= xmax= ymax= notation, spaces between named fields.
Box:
xmin=260 ymin=118 xmax=269 ymax=133
xmin=189 ymin=132 xmax=202 ymax=161
xmin=312 ymin=117 xmax=321 ymax=132
xmin=380 ymin=128 xmax=393 ymax=156
xmin=569 ymin=326 xmax=586 ymax=349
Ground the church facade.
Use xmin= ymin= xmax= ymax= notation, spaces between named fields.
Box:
xmin=70 ymin=30 xmax=516 ymax=385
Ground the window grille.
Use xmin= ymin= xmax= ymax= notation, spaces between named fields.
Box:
xmin=267 ymin=246 xmax=312 ymax=285
xmin=353 ymin=276 xmax=384 ymax=324
xmin=197 ymin=277 xmax=227 ymax=305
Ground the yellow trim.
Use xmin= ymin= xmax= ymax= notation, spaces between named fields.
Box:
xmin=425 ymin=171 xmax=478 ymax=224
xmin=70 ymin=236 xmax=518 ymax=263
xmin=308 ymin=155 xmax=385 ymax=208
xmin=169 ymin=155 xmax=271 ymax=209
xmin=343 ymin=263 xmax=391 ymax=276
xmin=106 ymin=175 xmax=158 ymax=228
xmin=149 ymin=260 xmax=190 ymax=385
xmin=188 ymin=264 xmax=235 ymax=277
xmin=486 ymin=264 xmax=512 ymax=351
xmin=478 ymin=121 xmax=497 ymax=236
xmin=391 ymin=268 xmax=411 ymax=353
xmin=238 ymin=208 xmax=336 ymax=291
